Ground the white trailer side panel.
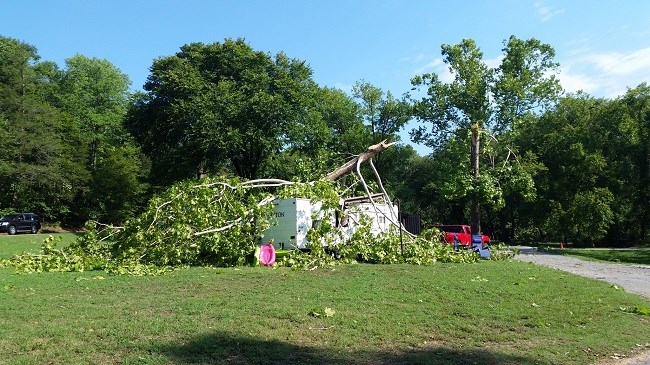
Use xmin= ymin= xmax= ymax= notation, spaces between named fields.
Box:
xmin=260 ymin=198 xmax=323 ymax=250
xmin=341 ymin=202 xmax=398 ymax=239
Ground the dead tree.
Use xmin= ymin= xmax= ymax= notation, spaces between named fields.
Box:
xmin=323 ymin=139 xmax=414 ymax=238
xmin=195 ymin=140 xmax=408 ymax=237
xmin=323 ymin=140 xmax=396 ymax=181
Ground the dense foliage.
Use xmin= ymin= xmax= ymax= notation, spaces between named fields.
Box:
xmin=0 ymin=36 xmax=148 ymax=225
xmin=0 ymin=34 xmax=648 ymax=246
xmin=0 ymin=36 xmax=72 ymax=219
xmin=2 ymin=177 xmax=511 ymax=274
xmin=410 ymin=88 xmax=650 ymax=246
xmin=410 ymin=36 xmax=562 ymax=236
xmin=127 ymin=39 xmax=316 ymax=182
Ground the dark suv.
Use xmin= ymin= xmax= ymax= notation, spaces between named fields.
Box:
xmin=0 ymin=213 xmax=41 ymax=235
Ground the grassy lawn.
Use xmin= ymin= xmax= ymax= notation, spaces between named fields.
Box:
xmin=1 ymin=238 xmax=649 ymax=364
xmin=0 ymin=232 xmax=80 ymax=259
xmin=559 ymin=248 xmax=650 ymax=266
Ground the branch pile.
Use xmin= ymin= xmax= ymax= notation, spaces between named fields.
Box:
xmin=1 ymin=141 xmax=508 ymax=275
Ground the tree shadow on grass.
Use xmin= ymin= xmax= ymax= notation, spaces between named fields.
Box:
xmin=155 ymin=331 xmax=541 ymax=365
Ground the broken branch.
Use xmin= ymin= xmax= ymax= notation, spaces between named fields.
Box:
xmin=324 ymin=140 xmax=396 ymax=181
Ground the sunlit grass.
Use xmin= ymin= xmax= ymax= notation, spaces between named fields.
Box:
xmin=0 ymin=232 xmax=79 ymax=259
xmin=560 ymin=248 xmax=650 ymax=265
xmin=1 ymin=258 xmax=649 ymax=364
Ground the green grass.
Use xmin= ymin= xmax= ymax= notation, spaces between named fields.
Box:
xmin=1 ymin=238 xmax=649 ymax=364
xmin=559 ymin=248 xmax=650 ymax=266
xmin=0 ymin=232 xmax=79 ymax=259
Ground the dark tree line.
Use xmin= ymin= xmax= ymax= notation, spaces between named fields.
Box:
xmin=0 ymin=35 xmax=647 ymax=246
xmin=407 ymin=88 xmax=650 ymax=246
xmin=0 ymin=36 xmax=148 ymax=224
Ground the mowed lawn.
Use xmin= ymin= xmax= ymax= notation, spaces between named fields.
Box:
xmin=0 ymin=232 xmax=80 ymax=259
xmin=1 ymin=234 xmax=649 ymax=365
xmin=561 ymin=247 xmax=650 ymax=266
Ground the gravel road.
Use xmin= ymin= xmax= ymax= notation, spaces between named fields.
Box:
xmin=513 ymin=246 xmax=650 ymax=299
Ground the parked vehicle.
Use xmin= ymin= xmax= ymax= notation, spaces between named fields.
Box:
xmin=0 ymin=213 xmax=41 ymax=235
xmin=434 ymin=224 xmax=490 ymax=248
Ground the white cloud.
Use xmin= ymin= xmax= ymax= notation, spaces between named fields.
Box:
xmin=566 ymin=46 xmax=591 ymax=57
xmin=630 ymin=29 xmax=650 ymax=38
xmin=485 ymin=54 xmax=504 ymax=69
xmin=408 ymin=45 xmax=650 ymax=100
xmin=534 ymin=2 xmax=565 ymax=22
xmin=399 ymin=53 xmax=426 ymax=63
xmin=608 ymin=25 xmax=630 ymax=33
xmin=411 ymin=54 xmax=504 ymax=84
xmin=559 ymin=47 xmax=650 ymax=98
xmin=588 ymin=48 xmax=650 ymax=76
xmin=413 ymin=58 xmax=446 ymax=75
xmin=557 ymin=66 xmax=600 ymax=95
xmin=333 ymin=82 xmax=353 ymax=94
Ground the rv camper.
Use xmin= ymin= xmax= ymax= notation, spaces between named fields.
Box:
xmin=260 ymin=194 xmax=398 ymax=250
xmin=259 ymin=198 xmax=328 ymax=250
xmin=339 ymin=197 xmax=399 ymax=239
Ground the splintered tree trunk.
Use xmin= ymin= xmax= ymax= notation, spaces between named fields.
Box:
xmin=324 ymin=140 xmax=396 ymax=181
xmin=470 ymin=123 xmax=481 ymax=235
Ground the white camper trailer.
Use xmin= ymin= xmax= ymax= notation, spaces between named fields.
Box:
xmin=260 ymin=198 xmax=327 ymax=250
xmin=260 ymin=195 xmax=399 ymax=250
xmin=339 ymin=195 xmax=399 ymax=239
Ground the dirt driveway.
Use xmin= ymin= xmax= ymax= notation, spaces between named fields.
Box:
xmin=513 ymin=246 xmax=650 ymax=299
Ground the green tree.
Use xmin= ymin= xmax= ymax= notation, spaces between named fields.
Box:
xmin=351 ymin=81 xmax=413 ymax=201
xmin=621 ymin=84 xmax=650 ymax=244
xmin=377 ymin=145 xmax=427 ymax=215
xmin=264 ymin=86 xmax=371 ymax=181
xmin=0 ymin=36 xmax=71 ymax=219
xmin=54 ymin=55 xmax=147 ymax=223
xmin=516 ymin=94 xmax=614 ymax=243
xmin=410 ymin=36 xmax=561 ymax=234
xmin=352 ymin=80 xmax=410 ymax=143
xmin=127 ymin=38 xmax=319 ymax=184
xmin=87 ymin=145 xmax=150 ymax=223
xmin=57 ymin=55 xmax=131 ymax=169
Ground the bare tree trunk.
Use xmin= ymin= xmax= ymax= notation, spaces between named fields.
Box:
xmin=470 ymin=123 xmax=481 ymax=235
xmin=197 ymin=160 xmax=207 ymax=180
xmin=324 ymin=140 xmax=396 ymax=181
xmin=639 ymin=118 xmax=650 ymax=244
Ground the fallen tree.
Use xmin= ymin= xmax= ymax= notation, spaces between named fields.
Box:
xmin=324 ymin=140 xmax=396 ymax=181
xmin=1 ymin=141 xmax=511 ymax=274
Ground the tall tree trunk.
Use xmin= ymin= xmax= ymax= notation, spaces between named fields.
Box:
xmin=197 ymin=160 xmax=207 ymax=180
xmin=510 ymin=207 xmax=516 ymax=242
xmin=639 ymin=112 xmax=650 ymax=244
xmin=470 ymin=123 xmax=481 ymax=235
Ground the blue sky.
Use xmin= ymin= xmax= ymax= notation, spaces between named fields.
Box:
xmin=2 ymin=0 xmax=649 ymax=152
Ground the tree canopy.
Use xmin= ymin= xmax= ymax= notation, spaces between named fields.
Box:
xmin=126 ymin=38 xmax=321 ymax=183
xmin=0 ymin=36 xmax=145 ymax=224
xmin=410 ymin=36 xmax=562 ymax=234
xmin=0 ymin=34 xmax=647 ymax=247
xmin=0 ymin=36 xmax=70 ymax=218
